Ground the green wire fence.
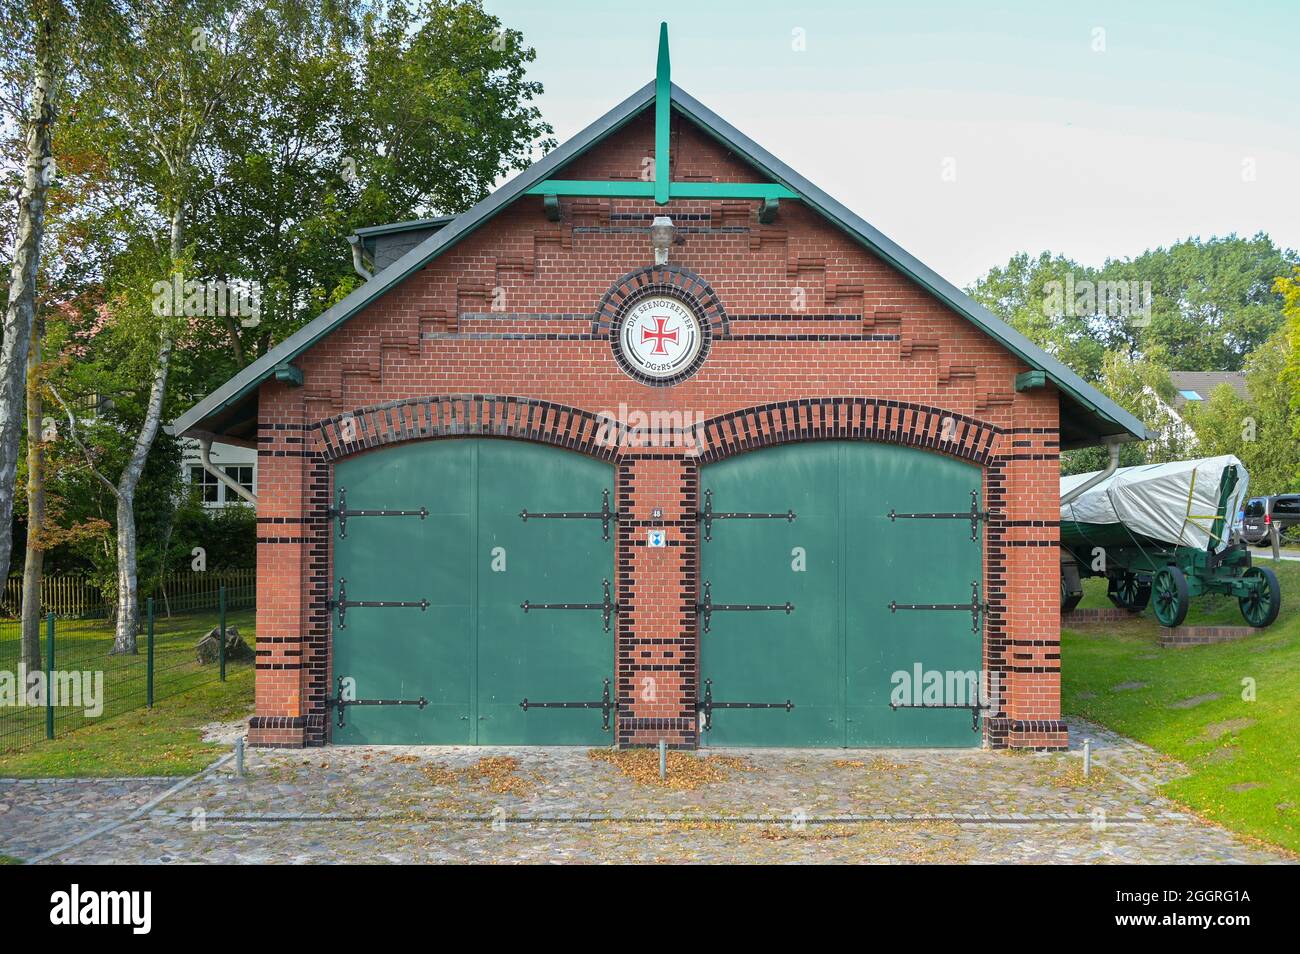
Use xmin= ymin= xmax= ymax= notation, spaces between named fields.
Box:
xmin=0 ymin=577 xmax=255 ymax=755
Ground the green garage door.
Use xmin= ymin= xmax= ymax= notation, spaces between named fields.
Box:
xmin=699 ymin=442 xmax=984 ymax=747
xmin=331 ymin=440 xmax=615 ymax=744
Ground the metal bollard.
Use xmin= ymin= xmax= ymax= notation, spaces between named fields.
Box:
xmin=659 ymin=739 xmax=666 ymax=780
xmin=235 ymin=736 xmax=245 ymax=777
xmin=1083 ymin=738 xmax=1091 ymax=777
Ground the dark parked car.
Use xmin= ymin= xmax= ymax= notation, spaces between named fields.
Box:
xmin=1241 ymin=494 xmax=1300 ymax=546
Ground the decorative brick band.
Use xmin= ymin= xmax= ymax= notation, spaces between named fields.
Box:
xmin=249 ymin=716 xmax=306 ymax=729
xmin=986 ymin=718 xmax=1068 ymax=735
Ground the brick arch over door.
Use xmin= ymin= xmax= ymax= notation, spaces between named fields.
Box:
xmin=314 ymin=395 xmax=622 ymax=463
xmin=298 ymin=394 xmax=1022 ymax=747
xmin=689 ymin=397 xmax=999 ymax=465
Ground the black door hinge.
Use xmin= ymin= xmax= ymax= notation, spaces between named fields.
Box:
xmin=887 ymin=490 xmax=990 ymax=542
xmin=697 ymin=489 xmax=796 ymax=542
xmin=521 ymin=578 xmax=620 ymax=632
xmin=520 ymin=488 xmax=621 ymax=540
xmin=889 ymin=678 xmax=995 ymax=733
xmin=696 ymin=579 xmax=793 ymax=634
xmin=888 ymin=700 xmax=986 ymax=733
xmin=889 ymin=580 xmax=987 ymax=633
xmin=519 ymin=677 xmax=621 ymax=731
xmin=327 ymin=578 xmax=430 ymax=629
xmin=329 ymin=487 xmax=428 ymax=539
xmin=326 ymin=677 xmax=429 ymax=728
xmin=697 ymin=679 xmax=794 ymax=731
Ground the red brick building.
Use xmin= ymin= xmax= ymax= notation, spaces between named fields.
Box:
xmin=176 ymin=27 xmax=1143 ymax=752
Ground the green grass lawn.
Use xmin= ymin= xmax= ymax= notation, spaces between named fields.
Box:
xmin=0 ymin=609 xmax=254 ymax=777
xmin=1063 ymin=555 xmax=1300 ymax=854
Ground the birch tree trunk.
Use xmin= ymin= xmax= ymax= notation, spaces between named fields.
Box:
xmin=107 ymin=198 xmax=181 ymax=652
xmin=108 ymin=329 xmax=173 ymax=655
xmin=0 ymin=13 xmax=58 ymax=587
xmin=20 ymin=327 xmax=45 ymax=670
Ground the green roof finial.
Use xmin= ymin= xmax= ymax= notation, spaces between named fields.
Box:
xmin=655 ymin=22 xmax=670 ymax=204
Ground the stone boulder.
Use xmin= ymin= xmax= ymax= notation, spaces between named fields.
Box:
xmin=196 ymin=626 xmax=253 ymax=664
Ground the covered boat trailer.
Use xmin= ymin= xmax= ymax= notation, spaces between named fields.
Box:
xmin=1060 ymin=460 xmax=1280 ymax=628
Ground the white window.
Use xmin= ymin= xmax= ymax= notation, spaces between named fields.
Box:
xmin=224 ymin=465 xmax=255 ymax=498
xmin=189 ymin=465 xmax=220 ymax=503
xmin=189 ymin=463 xmax=255 ymax=505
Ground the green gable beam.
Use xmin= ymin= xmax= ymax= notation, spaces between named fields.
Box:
xmin=670 ymin=182 xmax=798 ymax=200
xmin=526 ymin=180 xmax=655 ymax=198
xmin=1015 ymin=370 xmax=1047 ymax=391
xmin=655 ymin=22 xmax=671 ymax=205
xmin=525 ymin=180 xmax=798 ymax=200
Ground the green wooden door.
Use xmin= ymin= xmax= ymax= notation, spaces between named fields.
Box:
xmin=331 ymin=440 xmax=614 ymax=745
xmin=476 ymin=441 xmax=616 ymax=744
xmin=699 ymin=442 xmax=982 ymax=747
xmin=698 ymin=443 xmax=843 ymax=746
xmin=843 ymin=444 xmax=984 ymax=746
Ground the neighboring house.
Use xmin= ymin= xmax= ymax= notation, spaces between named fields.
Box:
xmin=1159 ymin=371 xmax=1249 ymax=447
xmin=177 ymin=437 xmax=256 ymax=508
xmin=61 ymin=402 xmax=257 ymax=509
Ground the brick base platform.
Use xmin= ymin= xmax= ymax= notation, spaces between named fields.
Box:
xmin=1159 ymin=626 xmax=1260 ymax=648
xmin=1062 ymin=607 xmax=1142 ymax=624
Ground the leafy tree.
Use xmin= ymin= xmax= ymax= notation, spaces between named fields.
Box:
xmin=1279 ymin=267 xmax=1300 ymax=436
xmin=1186 ymin=328 xmax=1299 ymax=494
xmin=0 ymin=0 xmax=66 ymax=591
xmin=184 ymin=0 xmax=554 ymax=391
xmin=1123 ymin=234 xmax=1295 ymax=371
xmin=971 ymin=235 xmax=1297 ymax=381
xmin=968 ymin=252 xmax=1115 ymax=382
xmin=164 ymin=496 xmax=255 ymax=571
xmin=35 ymin=0 xmax=554 ymax=653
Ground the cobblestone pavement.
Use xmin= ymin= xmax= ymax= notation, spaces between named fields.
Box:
xmin=0 ymin=719 xmax=1291 ymax=864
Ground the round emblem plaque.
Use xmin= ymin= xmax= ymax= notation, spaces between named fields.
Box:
xmin=612 ymin=293 xmax=709 ymax=385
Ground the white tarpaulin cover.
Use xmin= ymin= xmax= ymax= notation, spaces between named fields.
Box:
xmin=1060 ymin=455 xmax=1249 ymax=553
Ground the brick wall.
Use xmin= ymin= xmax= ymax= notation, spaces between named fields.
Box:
xmin=247 ymin=111 xmax=1067 ymax=750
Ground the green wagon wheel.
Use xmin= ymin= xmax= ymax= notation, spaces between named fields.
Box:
xmin=1238 ymin=566 xmax=1280 ymax=628
xmin=1151 ymin=565 xmax=1189 ymax=627
xmin=1108 ymin=573 xmax=1151 ymax=612
xmin=1122 ymin=575 xmax=1151 ymax=611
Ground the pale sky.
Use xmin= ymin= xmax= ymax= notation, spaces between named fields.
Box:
xmin=484 ymin=0 xmax=1300 ymax=288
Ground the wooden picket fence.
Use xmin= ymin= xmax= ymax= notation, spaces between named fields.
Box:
xmin=1 ymin=569 xmax=255 ymax=620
